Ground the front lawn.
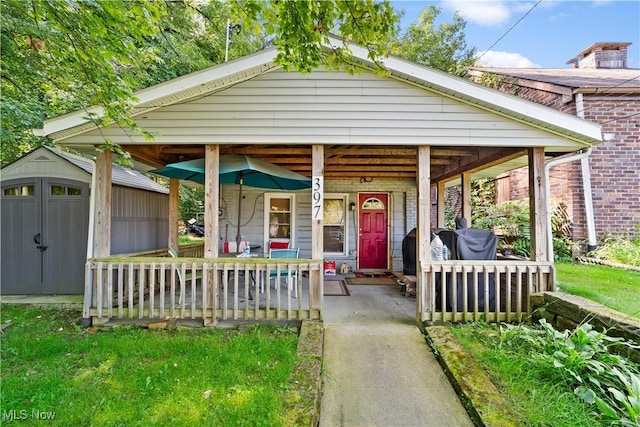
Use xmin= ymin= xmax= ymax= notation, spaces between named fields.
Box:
xmin=0 ymin=305 xmax=298 ymax=426
xmin=555 ymin=262 xmax=640 ymax=318
xmin=448 ymin=321 xmax=639 ymax=426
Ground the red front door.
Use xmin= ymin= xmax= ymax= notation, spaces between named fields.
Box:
xmin=357 ymin=193 xmax=388 ymax=269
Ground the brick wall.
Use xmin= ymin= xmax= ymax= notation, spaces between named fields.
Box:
xmin=492 ymin=83 xmax=640 ymax=245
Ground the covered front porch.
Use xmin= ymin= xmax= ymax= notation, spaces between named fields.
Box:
xmin=36 ymin=39 xmax=602 ymax=327
xmin=82 ymin=144 xmax=558 ymax=326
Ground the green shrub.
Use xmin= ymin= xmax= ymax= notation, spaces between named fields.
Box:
xmin=500 ymin=320 xmax=640 ymax=425
xmin=473 ymin=200 xmax=574 ymax=260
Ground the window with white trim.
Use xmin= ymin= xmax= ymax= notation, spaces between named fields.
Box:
xmin=264 ymin=193 xmax=296 ymax=247
xmin=323 ymin=194 xmax=348 ymax=256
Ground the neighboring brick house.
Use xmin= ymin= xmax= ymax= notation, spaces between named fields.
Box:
xmin=467 ymin=42 xmax=640 ymax=250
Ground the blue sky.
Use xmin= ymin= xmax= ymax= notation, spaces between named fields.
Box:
xmin=393 ymin=0 xmax=640 ymax=68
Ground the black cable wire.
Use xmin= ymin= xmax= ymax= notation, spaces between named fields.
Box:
xmin=475 ymin=0 xmax=542 ymax=64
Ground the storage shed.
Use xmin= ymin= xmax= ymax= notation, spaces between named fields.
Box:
xmin=1 ymin=146 xmax=169 ymax=295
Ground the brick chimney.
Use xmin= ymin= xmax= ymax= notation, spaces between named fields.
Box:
xmin=566 ymin=42 xmax=631 ymax=69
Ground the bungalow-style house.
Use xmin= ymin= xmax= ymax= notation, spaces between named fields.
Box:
xmin=1 ymin=145 xmax=169 ymax=295
xmin=34 ymin=37 xmax=603 ymax=326
xmin=467 ymin=42 xmax=640 ymax=251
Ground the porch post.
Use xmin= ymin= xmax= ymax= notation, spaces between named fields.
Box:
xmin=93 ymin=149 xmax=112 ymax=257
xmin=204 ymin=145 xmax=220 ymax=326
xmin=436 ymin=181 xmax=445 ymax=228
xmin=168 ymin=178 xmax=180 ymax=251
xmin=92 ymin=149 xmax=112 ymax=325
xmin=204 ymin=145 xmax=220 ymax=258
xmin=529 ymin=147 xmax=550 ymax=263
xmin=416 ymin=145 xmax=431 ymax=322
xmin=461 ymin=172 xmax=472 ymax=227
xmin=310 ymin=144 xmax=324 ymax=315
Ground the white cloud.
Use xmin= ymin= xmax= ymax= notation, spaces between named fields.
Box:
xmin=441 ymin=0 xmax=511 ymax=26
xmin=475 ymin=50 xmax=541 ymax=68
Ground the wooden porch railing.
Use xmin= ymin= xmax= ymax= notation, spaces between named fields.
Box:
xmin=84 ymin=256 xmax=323 ymax=325
xmin=419 ymin=260 xmax=555 ymax=323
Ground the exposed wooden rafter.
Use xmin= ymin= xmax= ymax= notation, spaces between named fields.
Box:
xmin=127 ymin=143 xmax=533 ymax=183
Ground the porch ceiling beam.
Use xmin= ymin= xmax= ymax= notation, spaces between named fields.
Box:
xmin=323 ymin=171 xmax=416 ymax=178
xmin=328 ymin=147 xmax=417 ymax=156
xmin=123 ymin=145 xmax=166 ymax=168
xmin=260 ymin=156 xmax=311 ymax=164
xmin=159 ymin=146 xmax=204 ymax=154
xmin=433 ymin=147 xmax=526 ymax=182
xmin=221 ymin=146 xmax=312 ymax=156
xmin=431 ymin=148 xmax=478 ymax=157
xmin=327 ymin=158 xmax=416 ymax=165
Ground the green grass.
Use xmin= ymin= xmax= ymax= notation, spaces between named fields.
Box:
xmin=449 ymin=323 xmax=601 ymax=426
xmin=0 ymin=305 xmax=298 ymax=426
xmin=179 ymin=234 xmax=204 ymax=246
xmin=555 ymin=262 xmax=640 ymax=319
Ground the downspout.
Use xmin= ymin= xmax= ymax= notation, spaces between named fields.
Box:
xmin=54 ymin=148 xmax=96 ymax=326
xmin=544 ymin=92 xmax=600 ymax=259
xmin=576 ymin=93 xmax=598 ymax=252
xmin=544 ymin=148 xmax=591 ymax=259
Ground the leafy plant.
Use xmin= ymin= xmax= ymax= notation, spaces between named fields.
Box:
xmin=473 ymin=199 xmax=574 ymax=260
xmin=500 ymin=319 xmax=640 ymax=425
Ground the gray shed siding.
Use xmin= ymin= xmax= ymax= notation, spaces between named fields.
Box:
xmin=1 ymin=147 xmax=169 ymax=295
xmin=111 ymin=187 xmax=169 ymax=254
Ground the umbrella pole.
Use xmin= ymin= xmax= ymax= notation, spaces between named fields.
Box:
xmin=236 ymin=176 xmax=243 ymax=253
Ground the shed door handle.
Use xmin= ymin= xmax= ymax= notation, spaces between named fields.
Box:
xmin=34 ymin=233 xmax=48 ymax=251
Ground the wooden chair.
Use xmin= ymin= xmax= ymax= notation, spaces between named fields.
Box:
xmin=265 ymin=248 xmax=300 ymax=297
xmin=168 ymin=248 xmax=202 ymax=304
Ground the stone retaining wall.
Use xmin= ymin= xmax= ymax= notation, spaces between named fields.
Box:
xmin=531 ymin=292 xmax=640 ymax=362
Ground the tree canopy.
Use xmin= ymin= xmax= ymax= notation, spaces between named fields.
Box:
xmin=392 ymin=5 xmax=476 ymax=75
xmin=1 ymin=1 xmax=475 ymax=166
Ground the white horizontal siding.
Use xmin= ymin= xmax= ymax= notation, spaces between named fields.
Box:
xmin=62 ymin=69 xmax=585 ymax=150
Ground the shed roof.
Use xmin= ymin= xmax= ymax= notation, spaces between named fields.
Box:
xmin=466 ymin=67 xmax=640 ymax=93
xmin=1 ymin=146 xmax=168 ymax=194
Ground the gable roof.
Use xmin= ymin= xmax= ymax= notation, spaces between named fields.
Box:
xmin=35 ymin=36 xmax=603 ymax=149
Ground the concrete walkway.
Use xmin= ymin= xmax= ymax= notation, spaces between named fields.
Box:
xmin=320 ymin=283 xmax=473 ymax=427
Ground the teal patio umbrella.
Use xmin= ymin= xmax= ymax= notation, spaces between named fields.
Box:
xmin=151 ymin=154 xmax=311 ymax=250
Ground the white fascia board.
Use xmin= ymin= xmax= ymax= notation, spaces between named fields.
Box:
xmin=336 ymin=38 xmax=603 ymax=145
xmin=36 ymin=48 xmax=280 ymax=138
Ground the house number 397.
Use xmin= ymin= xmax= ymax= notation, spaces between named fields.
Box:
xmin=312 ymin=176 xmax=323 ymax=220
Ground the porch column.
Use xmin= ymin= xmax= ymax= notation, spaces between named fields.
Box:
xmin=310 ymin=144 xmax=324 ymax=314
xmin=204 ymin=145 xmax=220 ymax=258
xmin=416 ymin=145 xmax=431 ymax=321
xmin=461 ymin=172 xmax=472 ymax=227
xmin=168 ymin=178 xmax=180 ymax=251
xmin=93 ymin=149 xmax=112 ymax=258
xmin=436 ymin=181 xmax=445 ymax=228
xmin=203 ymin=145 xmax=220 ymax=326
xmin=529 ymin=147 xmax=550 ymax=263
xmin=91 ymin=149 xmax=112 ymax=325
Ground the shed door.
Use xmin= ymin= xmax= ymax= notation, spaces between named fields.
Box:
xmin=1 ymin=178 xmax=89 ymax=294
xmin=357 ymin=193 xmax=389 ymax=269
